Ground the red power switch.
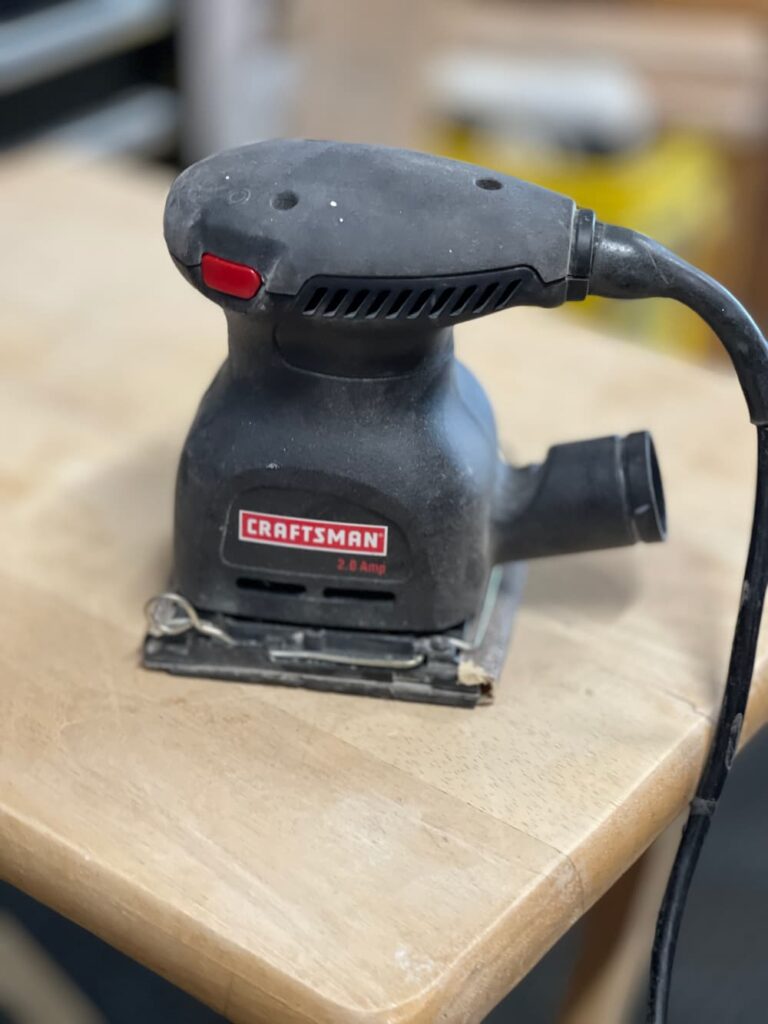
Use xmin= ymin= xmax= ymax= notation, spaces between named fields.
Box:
xmin=201 ymin=252 xmax=262 ymax=299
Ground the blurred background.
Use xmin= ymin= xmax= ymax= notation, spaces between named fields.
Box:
xmin=1 ymin=0 xmax=767 ymax=1021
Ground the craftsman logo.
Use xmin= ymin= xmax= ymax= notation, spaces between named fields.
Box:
xmin=238 ymin=510 xmax=388 ymax=557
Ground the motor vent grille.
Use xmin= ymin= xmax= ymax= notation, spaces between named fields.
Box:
xmin=295 ymin=272 xmax=525 ymax=323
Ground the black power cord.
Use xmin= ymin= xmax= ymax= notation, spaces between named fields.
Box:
xmin=589 ymin=224 xmax=768 ymax=1024
xmin=647 ymin=424 xmax=768 ymax=1022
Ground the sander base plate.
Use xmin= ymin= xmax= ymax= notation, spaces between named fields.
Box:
xmin=142 ymin=564 xmax=525 ymax=708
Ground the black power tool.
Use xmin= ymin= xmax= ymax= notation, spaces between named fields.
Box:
xmin=144 ymin=139 xmax=666 ymax=705
xmin=144 ymin=140 xmax=768 ymax=1023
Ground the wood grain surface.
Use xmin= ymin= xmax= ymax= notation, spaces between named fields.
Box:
xmin=1 ymin=151 xmax=767 ymax=1024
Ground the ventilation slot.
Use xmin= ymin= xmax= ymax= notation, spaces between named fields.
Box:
xmin=449 ymin=286 xmax=477 ymax=316
xmin=386 ymin=290 xmax=412 ymax=318
xmin=493 ymin=279 xmax=521 ymax=310
xmin=407 ymin=289 xmax=433 ymax=318
xmin=430 ymin=287 xmax=455 ymax=317
xmin=237 ymin=577 xmax=306 ymax=595
xmin=471 ymin=282 xmax=498 ymax=314
xmin=323 ymin=587 xmax=395 ymax=603
xmin=365 ymin=291 xmax=390 ymax=318
xmin=344 ymin=290 xmax=369 ymax=317
xmin=299 ymin=275 xmax=523 ymax=320
xmin=303 ymin=287 xmax=327 ymax=315
xmin=323 ymin=289 xmax=347 ymax=316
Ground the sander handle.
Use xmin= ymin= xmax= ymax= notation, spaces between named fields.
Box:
xmin=163 ymin=139 xmax=594 ymax=328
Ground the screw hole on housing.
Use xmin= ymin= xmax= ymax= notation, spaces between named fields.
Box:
xmin=272 ymin=190 xmax=299 ymax=210
xmin=475 ymin=178 xmax=503 ymax=191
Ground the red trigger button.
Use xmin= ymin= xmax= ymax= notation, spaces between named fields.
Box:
xmin=201 ymin=253 xmax=261 ymax=299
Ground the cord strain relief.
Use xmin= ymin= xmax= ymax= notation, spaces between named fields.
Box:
xmin=566 ymin=207 xmax=596 ymax=301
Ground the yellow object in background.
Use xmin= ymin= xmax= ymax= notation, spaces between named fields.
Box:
xmin=436 ymin=126 xmax=730 ymax=361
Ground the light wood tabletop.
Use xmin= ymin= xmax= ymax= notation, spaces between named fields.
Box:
xmin=1 ymin=150 xmax=767 ymax=1024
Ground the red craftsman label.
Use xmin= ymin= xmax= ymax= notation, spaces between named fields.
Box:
xmin=238 ymin=510 xmax=388 ymax=557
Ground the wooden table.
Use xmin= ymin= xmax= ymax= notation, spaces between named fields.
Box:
xmin=1 ymin=151 xmax=767 ymax=1024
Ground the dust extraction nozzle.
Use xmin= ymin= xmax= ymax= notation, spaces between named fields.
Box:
xmin=495 ymin=431 xmax=666 ymax=562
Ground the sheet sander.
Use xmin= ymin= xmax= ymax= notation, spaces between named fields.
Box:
xmin=142 ymin=139 xmax=671 ymax=706
xmin=143 ymin=140 xmax=768 ymax=1023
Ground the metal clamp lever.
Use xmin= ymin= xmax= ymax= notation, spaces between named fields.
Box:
xmin=144 ymin=592 xmax=236 ymax=646
xmin=268 ymin=647 xmax=425 ymax=670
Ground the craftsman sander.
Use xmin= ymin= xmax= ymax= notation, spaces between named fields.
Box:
xmin=144 ymin=139 xmax=668 ymax=705
xmin=143 ymin=140 xmax=768 ymax=1023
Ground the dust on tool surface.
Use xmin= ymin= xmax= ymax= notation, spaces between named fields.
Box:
xmin=142 ymin=139 xmax=665 ymax=706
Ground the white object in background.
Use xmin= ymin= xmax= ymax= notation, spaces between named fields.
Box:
xmin=179 ymin=0 xmax=297 ymax=163
xmin=431 ymin=53 xmax=656 ymax=152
